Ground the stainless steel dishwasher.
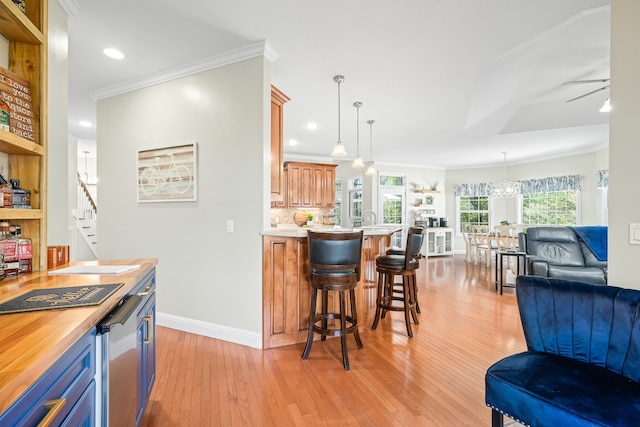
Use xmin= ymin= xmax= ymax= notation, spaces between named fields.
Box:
xmin=97 ymin=292 xmax=144 ymax=426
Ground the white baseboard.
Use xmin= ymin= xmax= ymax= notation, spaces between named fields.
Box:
xmin=156 ymin=312 xmax=262 ymax=349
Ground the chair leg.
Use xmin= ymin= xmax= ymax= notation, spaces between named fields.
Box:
xmin=339 ymin=290 xmax=350 ymax=370
xmin=302 ymin=288 xmax=318 ymax=360
xmin=409 ymin=275 xmax=419 ymax=325
xmin=402 ymin=277 xmax=414 ymax=338
xmin=414 ymin=273 xmax=421 ymax=314
xmin=372 ymin=270 xmax=384 ymax=330
xmin=350 ymin=288 xmax=363 ymax=349
xmin=491 ymin=409 xmax=504 ymax=427
xmin=321 ymin=288 xmax=328 ymax=341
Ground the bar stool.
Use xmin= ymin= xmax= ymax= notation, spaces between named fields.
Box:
xmin=372 ymin=227 xmax=424 ymax=338
xmin=302 ymin=230 xmax=364 ymax=370
xmin=385 ymin=227 xmax=425 ymax=313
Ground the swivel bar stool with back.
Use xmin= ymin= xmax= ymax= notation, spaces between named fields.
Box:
xmin=372 ymin=227 xmax=424 ymax=338
xmin=384 ymin=228 xmax=425 ymax=313
xmin=302 ymin=230 xmax=364 ymax=370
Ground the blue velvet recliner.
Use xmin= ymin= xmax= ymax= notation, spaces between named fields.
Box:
xmin=485 ymin=276 xmax=640 ymax=426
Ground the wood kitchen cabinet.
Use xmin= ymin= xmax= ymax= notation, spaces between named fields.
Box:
xmin=285 ymin=161 xmax=337 ymax=208
xmin=270 ymin=86 xmax=289 ymax=207
xmin=0 ymin=0 xmax=48 ymax=272
xmin=262 ymin=234 xmax=387 ymax=348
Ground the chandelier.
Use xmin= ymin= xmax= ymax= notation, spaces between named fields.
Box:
xmin=490 ymin=152 xmax=521 ymax=198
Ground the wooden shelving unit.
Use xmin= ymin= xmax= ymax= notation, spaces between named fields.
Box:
xmin=0 ymin=0 xmax=47 ymax=272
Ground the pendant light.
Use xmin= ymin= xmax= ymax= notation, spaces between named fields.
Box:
xmin=352 ymin=102 xmax=364 ymax=168
xmin=490 ymin=152 xmax=521 ymax=198
xmin=331 ymin=75 xmax=347 ymax=157
xmin=82 ymin=150 xmax=89 ymax=183
xmin=365 ymin=120 xmax=376 ymax=175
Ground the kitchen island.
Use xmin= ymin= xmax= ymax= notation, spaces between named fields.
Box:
xmin=262 ymin=226 xmax=402 ymax=348
xmin=0 ymin=258 xmax=157 ymax=426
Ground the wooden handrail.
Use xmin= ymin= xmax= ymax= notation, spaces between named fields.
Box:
xmin=77 ymin=172 xmax=97 ymax=213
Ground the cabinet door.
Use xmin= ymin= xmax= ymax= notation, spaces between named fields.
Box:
xmin=312 ymin=165 xmax=324 ymax=208
xmin=287 ymin=163 xmax=314 ymax=207
xmin=270 ymin=87 xmax=289 ymax=207
xmin=322 ymin=166 xmax=336 ymax=208
xmin=136 ymin=293 xmax=156 ymax=426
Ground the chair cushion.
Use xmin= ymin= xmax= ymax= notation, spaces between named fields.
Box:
xmin=486 ymin=352 xmax=640 ymax=426
xmin=376 ymin=254 xmax=417 ymax=267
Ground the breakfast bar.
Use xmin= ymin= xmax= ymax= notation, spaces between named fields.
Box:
xmin=0 ymin=258 xmax=157 ymax=426
xmin=262 ymin=226 xmax=402 ymax=349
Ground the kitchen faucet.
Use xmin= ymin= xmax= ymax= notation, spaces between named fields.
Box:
xmin=363 ymin=210 xmax=377 ymax=226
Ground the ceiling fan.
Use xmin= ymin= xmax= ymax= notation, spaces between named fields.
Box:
xmin=563 ymin=78 xmax=610 ymax=102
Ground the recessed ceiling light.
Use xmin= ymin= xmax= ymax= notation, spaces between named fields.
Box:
xmin=289 ymin=139 xmax=298 ymax=146
xmin=306 ymin=122 xmax=317 ymax=130
xmin=79 ymin=120 xmax=92 ymax=127
xmin=103 ymin=48 xmax=124 ymax=59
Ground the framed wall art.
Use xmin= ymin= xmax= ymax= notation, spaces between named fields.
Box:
xmin=137 ymin=143 xmax=197 ymax=202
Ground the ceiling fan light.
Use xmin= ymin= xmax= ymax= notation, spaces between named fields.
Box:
xmin=600 ymin=98 xmax=611 ymax=113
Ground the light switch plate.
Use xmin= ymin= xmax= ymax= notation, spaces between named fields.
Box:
xmin=227 ymin=220 xmax=234 ymax=233
xmin=629 ymin=223 xmax=640 ymax=245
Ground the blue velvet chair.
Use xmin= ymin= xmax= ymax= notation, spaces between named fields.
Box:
xmin=485 ymin=276 xmax=640 ymax=426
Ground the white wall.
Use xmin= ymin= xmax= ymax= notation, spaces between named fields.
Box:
xmin=47 ymin=0 xmax=71 ymax=246
xmin=608 ymin=0 xmax=640 ymax=288
xmin=96 ymin=56 xmax=270 ymax=347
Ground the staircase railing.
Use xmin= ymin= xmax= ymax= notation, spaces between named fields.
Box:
xmin=75 ymin=172 xmax=97 ymax=257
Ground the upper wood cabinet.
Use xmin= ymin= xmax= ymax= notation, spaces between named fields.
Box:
xmin=270 ymin=86 xmax=289 ymax=207
xmin=285 ymin=161 xmax=337 ymax=208
xmin=0 ymin=0 xmax=47 ymax=272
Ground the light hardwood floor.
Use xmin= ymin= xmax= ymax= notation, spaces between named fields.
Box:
xmin=141 ymin=255 xmax=526 ymax=426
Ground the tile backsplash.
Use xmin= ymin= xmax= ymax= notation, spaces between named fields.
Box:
xmin=270 ymin=208 xmax=336 ymax=226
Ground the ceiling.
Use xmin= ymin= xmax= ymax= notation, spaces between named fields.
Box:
xmin=66 ymin=0 xmax=611 ymax=169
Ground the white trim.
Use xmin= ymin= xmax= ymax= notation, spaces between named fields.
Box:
xmin=156 ymin=312 xmax=262 ymax=349
xmin=57 ymin=0 xmax=80 ymax=17
xmin=91 ymin=40 xmax=279 ymax=101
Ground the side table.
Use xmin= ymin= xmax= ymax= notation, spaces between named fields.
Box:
xmin=494 ymin=250 xmax=527 ymax=295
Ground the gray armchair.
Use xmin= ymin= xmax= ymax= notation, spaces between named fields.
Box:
xmin=523 ymin=226 xmax=607 ymax=285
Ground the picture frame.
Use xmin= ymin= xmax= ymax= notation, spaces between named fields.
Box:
xmin=137 ymin=143 xmax=197 ymax=202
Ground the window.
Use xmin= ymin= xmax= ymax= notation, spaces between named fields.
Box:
xmin=333 ymin=178 xmax=342 ymax=226
xmin=378 ymin=173 xmax=406 ymax=248
xmin=378 ymin=174 xmax=405 ymax=224
xmin=521 ymin=191 xmax=578 ymax=226
xmin=348 ymin=177 xmax=363 ymax=227
xmin=457 ymin=196 xmax=490 ymax=234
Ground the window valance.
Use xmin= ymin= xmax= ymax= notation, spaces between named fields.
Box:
xmin=454 ymin=183 xmax=492 ymax=197
xmin=597 ymin=169 xmax=608 ymax=189
xmin=519 ymin=175 xmax=582 ymax=194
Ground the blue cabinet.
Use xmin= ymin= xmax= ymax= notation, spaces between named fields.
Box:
xmin=0 ymin=329 xmax=96 ymax=426
xmin=136 ymin=291 xmax=156 ymax=426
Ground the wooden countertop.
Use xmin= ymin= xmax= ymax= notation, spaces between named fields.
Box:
xmin=0 ymin=258 xmax=158 ymax=415
xmin=261 ymin=225 xmax=405 ymax=238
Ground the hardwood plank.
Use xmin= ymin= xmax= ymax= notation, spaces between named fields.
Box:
xmin=142 ymin=255 xmax=525 ymax=426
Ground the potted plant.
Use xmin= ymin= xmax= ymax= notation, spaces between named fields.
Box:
xmin=307 ymin=213 xmax=314 ymax=226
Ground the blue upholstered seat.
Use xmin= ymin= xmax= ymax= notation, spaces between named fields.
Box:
xmin=486 ymin=276 xmax=640 ymax=426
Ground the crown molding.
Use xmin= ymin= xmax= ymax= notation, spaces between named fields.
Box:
xmin=91 ymin=40 xmax=279 ymax=101
xmin=57 ymin=0 xmax=80 ymax=17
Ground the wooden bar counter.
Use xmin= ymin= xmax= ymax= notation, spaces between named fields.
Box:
xmin=262 ymin=227 xmax=401 ymax=349
xmin=0 ymin=258 xmax=157 ymax=416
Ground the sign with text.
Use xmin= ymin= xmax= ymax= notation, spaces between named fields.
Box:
xmin=0 ymin=66 xmax=37 ymax=143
